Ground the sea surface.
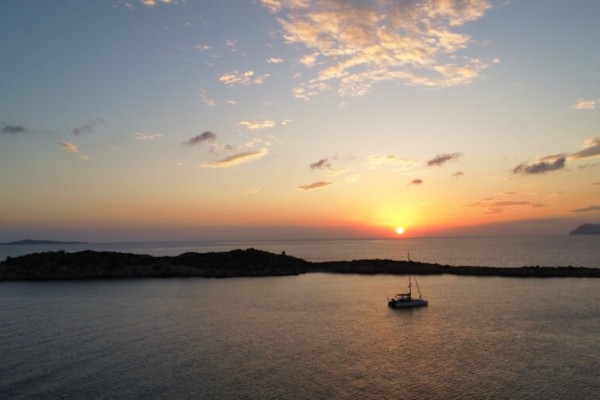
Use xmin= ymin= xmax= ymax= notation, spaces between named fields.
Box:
xmin=1 ymin=237 xmax=599 ymax=399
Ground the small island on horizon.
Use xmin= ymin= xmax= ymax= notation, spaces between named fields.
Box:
xmin=570 ymin=223 xmax=600 ymax=235
xmin=0 ymin=248 xmax=598 ymax=281
xmin=0 ymin=239 xmax=88 ymax=246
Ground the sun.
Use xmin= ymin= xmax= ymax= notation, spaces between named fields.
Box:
xmin=395 ymin=226 xmax=405 ymax=235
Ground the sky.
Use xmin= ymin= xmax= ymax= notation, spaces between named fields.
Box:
xmin=1 ymin=0 xmax=599 ymax=242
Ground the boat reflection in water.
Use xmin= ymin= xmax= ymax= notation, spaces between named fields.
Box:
xmin=388 ymin=274 xmax=428 ymax=309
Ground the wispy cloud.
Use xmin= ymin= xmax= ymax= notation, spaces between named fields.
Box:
xmin=200 ymin=148 xmax=268 ymax=168
xmin=513 ymin=154 xmax=566 ymax=175
xmin=71 ymin=118 xmax=103 ymax=136
xmin=199 ymin=89 xmax=215 ymax=107
xmin=238 ymin=119 xmax=276 ymax=130
xmin=195 ymin=44 xmax=212 ymax=51
xmin=467 ymin=198 xmax=546 ymax=213
xmin=262 ymin=0 xmax=493 ymax=99
xmin=298 ymin=180 xmax=334 ymax=191
xmin=571 ymin=98 xmax=597 ymax=110
xmin=219 ymin=70 xmax=269 ymax=86
xmin=427 ymin=152 xmax=461 ymax=167
xmin=409 ymin=178 xmax=423 ymax=185
xmin=135 ymin=132 xmax=167 ymax=140
xmin=571 ymin=137 xmax=600 ymax=160
xmin=570 ymin=204 xmax=600 ymax=213
xmin=183 ymin=131 xmax=217 ymax=146
xmin=310 ymin=158 xmax=331 ymax=170
xmin=267 ymin=57 xmax=284 ymax=64
xmin=60 ymin=141 xmax=90 ymax=160
xmin=452 ymin=171 xmax=465 ymax=177
xmin=365 ymin=154 xmax=419 ymax=170
xmin=140 ymin=0 xmax=182 ymax=7
xmin=1 ymin=122 xmax=27 ymax=135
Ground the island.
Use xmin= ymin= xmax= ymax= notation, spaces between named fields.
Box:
xmin=570 ymin=223 xmax=600 ymax=235
xmin=0 ymin=248 xmax=598 ymax=280
xmin=1 ymin=239 xmax=87 ymax=245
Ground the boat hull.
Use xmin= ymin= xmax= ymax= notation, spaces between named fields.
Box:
xmin=388 ymin=299 xmax=428 ymax=309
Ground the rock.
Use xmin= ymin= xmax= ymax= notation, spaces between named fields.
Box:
xmin=570 ymin=223 xmax=600 ymax=235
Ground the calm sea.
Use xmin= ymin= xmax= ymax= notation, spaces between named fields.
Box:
xmin=1 ymin=237 xmax=599 ymax=399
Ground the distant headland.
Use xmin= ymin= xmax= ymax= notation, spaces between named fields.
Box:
xmin=570 ymin=223 xmax=600 ymax=235
xmin=0 ymin=239 xmax=87 ymax=245
xmin=0 ymin=248 xmax=598 ymax=281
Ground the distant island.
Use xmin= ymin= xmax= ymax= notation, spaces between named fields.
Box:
xmin=1 ymin=239 xmax=87 ymax=245
xmin=0 ymin=248 xmax=598 ymax=281
xmin=570 ymin=223 xmax=600 ymax=235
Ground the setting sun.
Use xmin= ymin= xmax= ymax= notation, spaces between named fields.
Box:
xmin=395 ymin=227 xmax=405 ymax=235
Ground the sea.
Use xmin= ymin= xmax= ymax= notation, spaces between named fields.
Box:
xmin=1 ymin=236 xmax=599 ymax=399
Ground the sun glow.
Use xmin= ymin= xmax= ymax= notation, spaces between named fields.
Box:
xmin=395 ymin=226 xmax=405 ymax=235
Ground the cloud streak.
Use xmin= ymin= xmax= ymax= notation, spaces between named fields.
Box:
xmin=60 ymin=141 xmax=89 ymax=160
xmin=571 ymin=137 xmax=600 ymax=160
xmin=201 ymin=148 xmax=268 ymax=168
xmin=1 ymin=123 xmax=27 ymax=135
xmin=183 ymin=131 xmax=217 ymax=146
xmin=238 ymin=119 xmax=276 ymax=130
xmin=310 ymin=158 xmax=331 ymax=170
xmin=571 ymin=98 xmax=597 ymax=110
xmin=219 ymin=70 xmax=269 ymax=86
xmin=72 ymin=118 xmax=103 ymax=136
xmin=570 ymin=205 xmax=600 ymax=213
xmin=298 ymin=181 xmax=334 ymax=191
xmin=513 ymin=155 xmax=566 ymax=175
xmin=427 ymin=152 xmax=461 ymax=167
xmin=263 ymin=0 xmax=493 ymax=99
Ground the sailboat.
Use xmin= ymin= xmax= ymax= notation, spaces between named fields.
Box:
xmin=388 ymin=274 xmax=428 ymax=309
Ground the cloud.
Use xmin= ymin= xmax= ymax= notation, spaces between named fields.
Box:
xmin=219 ymin=70 xmax=269 ymax=86
xmin=238 ymin=119 xmax=276 ymax=130
xmin=71 ymin=118 xmax=103 ymax=136
xmin=262 ymin=0 xmax=493 ymax=98
xmin=298 ymin=180 xmax=334 ymax=191
xmin=310 ymin=158 xmax=331 ymax=169
xmin=60 ymin=140 xmax=90 ymax=160
xmin=135 ymin=132 xmax=167 ymax=140
xmin=466 ymin=198 xmax=547 ymax=213
xmin=201 ymin=148 xmax=268 ymax=168
xmin=195 ymin=44 xmax=212 ymax=51
xmin=140 ymin=0 xmax=182 ymax=7
xmin=571 ymin=98 xmax=597 ymax=110
xmin=427 ymin=152 xmax=461 ymax=167
xmin=183 ymin=131 xmax=217 ymax=146
xmin=1 ymin=123 xmax=27 ymax=135
xmin=199 ymin=89 xmax=215 ymax=107
xmin=60 ymin=141 xmax=79 ymax=153
xmin=571 ymin=137 xmax=600 ymax=160
xmin=365 ymin=154 xmax=419 ymax=170
xmin=452 ymin=171 xmax=465 ymax=177
xmin=513 ymin=155 xmax=566 ymax=175
xmin=267 ymin=58 xmax=284 ymax=64
xmin=409 ymin=178 xmax=423 ymax=185
xmin=570 ymin=205 xmax=600 ymax=213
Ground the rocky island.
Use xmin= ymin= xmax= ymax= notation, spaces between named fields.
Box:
xmin=0 ymin=248 xmax=598 ymax=280
xmin=570 ymin=223 xmax=600 ymax=235
xmin=1 ymin=239 xmax=87 ymax=245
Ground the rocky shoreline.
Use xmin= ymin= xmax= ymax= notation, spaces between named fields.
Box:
xmin=0 ymin=248 xmax=598 ymax=281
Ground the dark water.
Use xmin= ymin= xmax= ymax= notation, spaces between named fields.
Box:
xmin=2 ymin=235 xmax=600 ymax=267
xmin=1 ymin=274 xmax=598 ymax=399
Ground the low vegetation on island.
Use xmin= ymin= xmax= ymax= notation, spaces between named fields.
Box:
xmin=0 ymin=248 xmax=598 ymax=281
